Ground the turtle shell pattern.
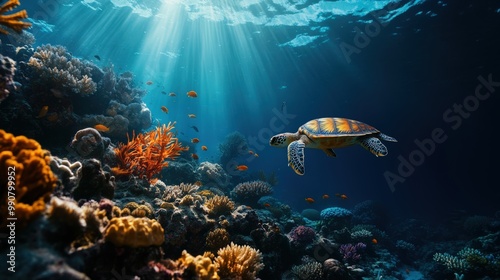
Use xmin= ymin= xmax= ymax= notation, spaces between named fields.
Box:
xmin=298 ymin=118 xmax=380 ymax=147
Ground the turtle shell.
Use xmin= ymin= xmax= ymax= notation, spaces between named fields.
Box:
xmin=299 ymin=117 xmax=379 ymax=139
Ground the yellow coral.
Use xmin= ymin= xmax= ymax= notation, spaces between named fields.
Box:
xmin=104 ymin=216 xmax=164 ymax=248
xmin=206 ymin=228 xmax=230 ymax=252
xmin=176 ymin=250 xmax=219 ymax=280
xmin=0 ymin=0 xmax=31 ymax=34
xmin=205 ymin=195 xmax=234 ymax=218
xmin=112 ymin=123 xmax=188 ymax=182
xmin=0 ymin=130 xmax=58 ymax=229
xmin=215 ymin=242 xmax=264 ymax=280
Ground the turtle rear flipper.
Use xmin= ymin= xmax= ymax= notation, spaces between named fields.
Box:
xmin=288 ymin=140 xmax=305 ymax=175
xmin=379 ymin=133 xmax=397 ymax=142
xmin=322 ymin=149 xmax=337 ymax=157
xmin=359 ymin=137 xmax=388 ymax=157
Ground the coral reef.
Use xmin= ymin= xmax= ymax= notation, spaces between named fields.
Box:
xmin=27 ymin=44 xmax=97 ymax=96
xmin=104 ymin=216 xmax=164 ymax=248
xmin=205 ymin=195 xmax=235 ymax=218
xmin=0 ymin=129 xmax=57 ymax=228
xmin=112 ymin=123 xmax=188 ymax=182
xmin=0 ymin=54 xmax=16 ymax=104
xmin=215 ymin=242 xmax=264 ymax=280
xmin=0 ymin=0 xmax=31 ymax=34
xmin=231 ymin=180 xmax=272 ymax=207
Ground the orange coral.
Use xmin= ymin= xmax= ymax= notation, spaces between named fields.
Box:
xmin=0 ymin=0 xmax=31 ymax=34
xmin=112 ymin=123 xmax=188 ymax=182
xmin=0 ymin=129 xmax=58 ymax=229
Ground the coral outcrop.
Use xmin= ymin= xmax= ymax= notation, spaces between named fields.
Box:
xmin=112 ymin=123 xmax=188 ymax=182
xmin=0 ymin=0 xmax=31 ymax=34
xmin=0 ymin=129 xmax=57 ymax=228
xmin=231 ymin=180 xmax=272 ymax=207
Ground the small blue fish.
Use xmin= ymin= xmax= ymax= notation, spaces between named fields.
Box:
xmin=281 ymin=101 xmax=286 ymax=113
xmin=191 ymin=126 xmax=199 ymax=132
xmin=94 ymin=55 xmax=101 ymax=61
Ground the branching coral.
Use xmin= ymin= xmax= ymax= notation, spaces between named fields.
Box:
xmin=291 ymin=262 xmax=324 ymax=280
xmin=206 ymin=228 xmax=231 ymax=252
xmin=0 ymin=0 xmax=31 ymax=34
xmin=215 ymin=242 xmax=264 ymax=280
xmin=112 ymin=123 xmax=188 ymax=182
xmin=205 ymin=195 xmax=235 ymax=218
xmin=0 ymin=129 xmax=58 ymax=228
xmin=27 ymin=44 xmax=97 ymax=96
xmin=104 ymin=216 xmax=164 ymax=248
xmin=139 ymin=251 xmax=219 ymax=279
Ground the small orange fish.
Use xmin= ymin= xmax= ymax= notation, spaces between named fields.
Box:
xmin=322 ymin=194 xmax=329 ymax=199
xmin=191 ymin=153 xmax=199 ymax=160
xmin=201 ymin=145 xmax=208 ymax=151
xmin=188 ymin=114 xmax=196 ymax=118
xmin=169 ymin=92 xmax=176 ymax=96
xmin=235 ymin=165 xmax=248 ymax=171
xmin=94 ymin=124 xmax=110 ymax=132
xmin=305 ymin=197 xmax=315 ymax=204
xmin=263 ymin=203 xmax=271 ymax=207
xmin=187 ymin=90 xmax=198 ymax=98
xmin=248 ymin=150 xmax=254 ymax=155
xmin=191 ymin=138 xmax=200 ymax=143
xmin=160 ymin=106 xmax=168 ymax=113
xmin=336 ymin=193 xmax=348 ymax=200
xmin=146 ymin=81 xmax=153 ymax=85
xmin=36 ymin=106 xmax=49 ymax=118
xmin=372 ymin=238 xmax=378 ymax=244
xmin=194 ymin=181 xmax=202 ymax=186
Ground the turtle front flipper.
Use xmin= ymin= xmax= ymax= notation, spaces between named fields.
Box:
xmin=287 ymin=140 xmax=306 ymax=175
xmin=359 ymin=137 xmax=388 ymax=157
xmin=379 ymin=133 xmax=397 ymax=142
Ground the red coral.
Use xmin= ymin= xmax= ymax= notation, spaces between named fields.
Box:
xmin=112 ymin=123 xmax=188 ymax=182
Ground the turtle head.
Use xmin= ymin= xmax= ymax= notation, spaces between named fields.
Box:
xmin=270 ymin=133 xmax=296 ymax=148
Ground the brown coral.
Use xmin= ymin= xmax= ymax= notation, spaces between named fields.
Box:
xmin=206 ymin=228 xmax=230 ymax=252
xmin=0 ymin=129 xmax=58 ymax=229
xmin=112 ymin=123 xmax=188 ymax=182
xmin=215 ymin=242 xmax=264 ymax=280
xmin=205 ymin=195 xmax=235 ymax=218
xmin=0 ymin=0 xmax=31 ymax=34
xmin=104 ymin=216 xmax=164 ymax=248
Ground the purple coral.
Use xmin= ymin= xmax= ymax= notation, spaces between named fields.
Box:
xmin=339 ymin=242 xmax=366 ymax=263
xmin=289 ymin=225 xmax=316 ymax=246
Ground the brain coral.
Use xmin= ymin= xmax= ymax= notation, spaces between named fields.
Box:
xmin=104 ymin=216 xmax=164 ymax=248
xmin=215 ymin=242 xmax=264 ymax=280
xmin=0 ymin=129 xmax=58 ymax=228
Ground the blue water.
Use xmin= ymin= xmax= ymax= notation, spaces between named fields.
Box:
xmin=20 ymin=0 xmax=500 ymax=222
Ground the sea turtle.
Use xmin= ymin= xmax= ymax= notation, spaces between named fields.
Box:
xmin=269 ymin=117 xmax=397 ymax=175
